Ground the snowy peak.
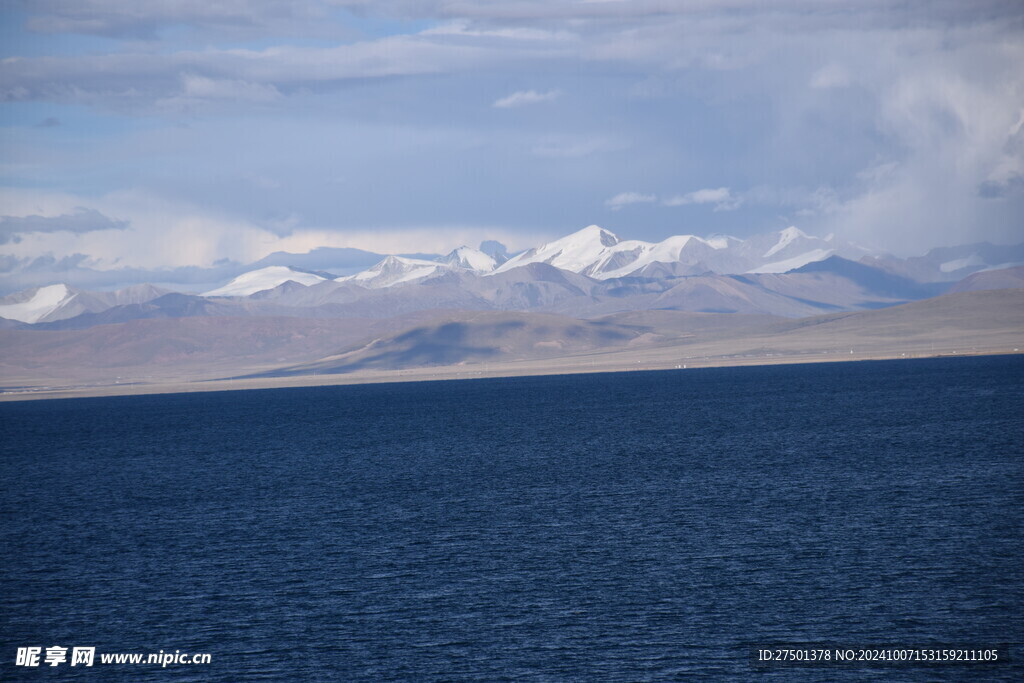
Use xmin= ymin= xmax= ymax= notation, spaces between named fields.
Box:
xmin=339 ymin=255 xmax=446 ymax=289
xmin=590 ymin=235 xmax=707 ymax=279
xmin=203 ymin=266 xmax=328 ymax=297
xmin=491 ymin=225 xmax=750 ymax=280
xmin=0 ymin=283 xmax=175 ymax=324
xmin=202 ymin=225 xmax=857 ymax=293
xmin=76 ymin=225 xmax=887 ymax=308
xmin=442 ymin=246 xmax=497 ymax=272
xmin=0 ymin=283 xmax=75 ymax=323
xmin=763 ymin=226 xmax=809 ymax=258
xmin=494 ymin=225 xmax=620 ymax=274
xmin=547 ymin=224 xmax=620 ymax=254
xmin=741 ymin=227 xmax=870 ymax=273
xmin=576 ymin=224 xmax=620 ymax=248
xmin=338 ymin=247 xmax=496 ymax=290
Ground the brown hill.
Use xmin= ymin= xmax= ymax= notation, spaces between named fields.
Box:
xmin=946 ymin=266 xmax=1024 ymax=293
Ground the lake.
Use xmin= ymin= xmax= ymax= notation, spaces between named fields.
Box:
xmin=2 ymin=356 xmax=1022 ymax=680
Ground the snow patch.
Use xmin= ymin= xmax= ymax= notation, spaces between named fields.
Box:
xmin=939 ymin=254 xmax=986 ymax=273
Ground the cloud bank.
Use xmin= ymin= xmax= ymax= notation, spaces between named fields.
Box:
xmin=1 ymin=0 xmax=1022 ymax=291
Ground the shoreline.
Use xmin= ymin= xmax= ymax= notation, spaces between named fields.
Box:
xmin=2 ymin=347 xmax=1019 ymax=403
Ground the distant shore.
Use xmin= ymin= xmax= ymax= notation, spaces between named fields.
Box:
xmin=2 ymin=347 xmax=1019 ymax=403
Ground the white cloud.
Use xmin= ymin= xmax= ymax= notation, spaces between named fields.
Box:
xmin=493 ymin=89 xmax=561 ymax=108
xmin=268 ymin=226 xmax=546 ymax=256
xmin=0 ymin=37 xmax=501 ymax=110
xmin=604 ymin=192 xmax=656 ymax=210
xmin=809 ymin=36 xmax=1024 ymax=253
xmin=154 ymin=74 xmax=284 ymax=112
xmin=4 ymin=0 xmax=1022 ymax=260
xmin=0 ymin=188 xmax=548 ymax=276
xmin=0 ymin=208 xmax=127 ymax=244
xmin=0 ymin=188 xmax=289 ymax=269
xmin=663 ymin=187 xmax=741 ymax=211
xmin=180 ymin=74 xmax=282 ymax=102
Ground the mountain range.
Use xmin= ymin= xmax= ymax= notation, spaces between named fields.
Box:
xmin=4 ymin=225 xmax=1020 ymax=326
xmin=1 ymin=224 xmax=1021 ymax=396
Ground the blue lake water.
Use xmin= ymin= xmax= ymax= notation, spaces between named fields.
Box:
xmin=1 ymin=356 xmax=1022 ymax=680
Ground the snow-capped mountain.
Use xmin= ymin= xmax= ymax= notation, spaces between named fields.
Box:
xmin=442 ymin=246 xmax=497 ymax=272
xmin=490 ymin=224 xmax=865 ymax=279
xmin=337 ymin=255 xmax=448 ymax=289
xmin=338 ymin=246 xmax=497 ymax=289
xmin=0 ymin=282 xmax=172 ymax=324
xmin=0 ymin=283 xmax=76 ymax=323
xmin=862 ymin=242 xmax=1024 ymax=283
xmin=6 ymin=226 xmax=1020 ymax=330
xmin=494 ymin=225 xmax=620 ymax=276
xmin=203 ymin=266 xmax=329 ymax=297
xmin=736 ymin=227 xmax=848 ymax=273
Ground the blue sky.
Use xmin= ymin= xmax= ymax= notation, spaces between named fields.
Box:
xmin=1 ymin=0 xmax=1022 ymax=290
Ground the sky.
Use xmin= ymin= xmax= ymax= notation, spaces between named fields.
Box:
xmin=1 ymin=0 xmax=1022 ymax=292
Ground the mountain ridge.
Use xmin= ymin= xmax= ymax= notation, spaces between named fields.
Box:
xmin=3 ymin=227 xmax=1022 ymax=328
